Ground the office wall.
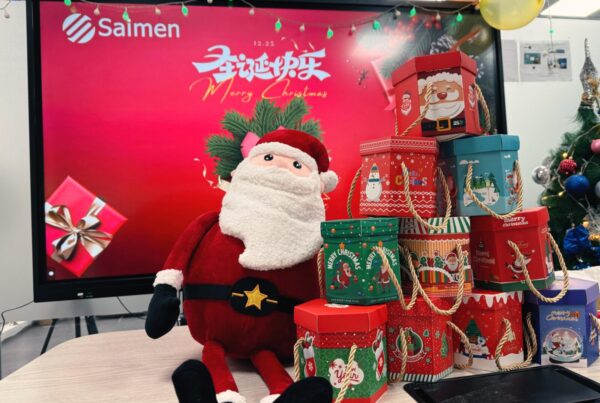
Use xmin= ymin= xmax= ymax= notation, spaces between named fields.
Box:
xmin=1 ymin=2 xmax=599 ymax=321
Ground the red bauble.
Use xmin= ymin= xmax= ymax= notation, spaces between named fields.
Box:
xmin=558 ymin=158 xmax=577 ymax=175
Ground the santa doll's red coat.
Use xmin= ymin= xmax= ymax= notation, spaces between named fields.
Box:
xmin=164 ymin=211 xmax=321 ymax=359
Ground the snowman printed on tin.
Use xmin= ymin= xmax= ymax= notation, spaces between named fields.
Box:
xmin=365 ymin=164 xmax=383 ymax=202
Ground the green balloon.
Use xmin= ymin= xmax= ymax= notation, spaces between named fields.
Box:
xmin=452 ymin=22 xmax=494 ymax=56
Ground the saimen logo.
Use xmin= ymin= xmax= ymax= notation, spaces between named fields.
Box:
xmin=63 ymin=13 xmax=96 ymax=44
xmin=62 ymin=13 xmax=181 ymax=45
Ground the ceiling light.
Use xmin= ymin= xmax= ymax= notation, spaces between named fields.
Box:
xmin=541 ymin=0 xmax=600 ymax=18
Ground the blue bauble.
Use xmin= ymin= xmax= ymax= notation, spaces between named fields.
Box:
xmin=564 ymin=174 xmax=591 ymax=198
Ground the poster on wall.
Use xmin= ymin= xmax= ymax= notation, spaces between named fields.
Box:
xmin=38 ymin=1 xmax=503 ymax=281
xmin=519 ymin=40 xmax=572 ymax=82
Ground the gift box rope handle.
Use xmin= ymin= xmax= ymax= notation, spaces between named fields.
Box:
xmin=373 ymin=246 xmax=419 ymax=311
xmin=396 ymin=81 xmax=433 ymax=138
xmin=346 ymin=168 xmax=362 ymax=218
xmin=465 ymin=160 xmax=523 ymax=220
xmin=374 ymin=244 xmax=466 ymax=316
xmin=401 ymin=162 xmax=452 ymax=232
xmin=495 ymin=312 xmax=537 ymax=371
xmin=293 ymin=337 xmax=305 ymax=382
xmin=506 ymin=232 xmax=569 ymax=304
xmin=388 ymin=328 xmax=409 ymax=384
xmin=589 ymin=313 xmax=600 ymax=345
xmin=474 ymin=83 xmax=492 ymax=135
xmin=446 ymin=321 xmax=474 ymax=370
xmin=317 ymin=248 xmax=325 ymax=298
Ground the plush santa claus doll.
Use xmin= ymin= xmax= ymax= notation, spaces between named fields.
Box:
xmin=145 ymin=129 xmax=338 ymax=403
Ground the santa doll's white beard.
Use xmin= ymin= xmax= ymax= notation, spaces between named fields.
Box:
xmin=220 ymin=159 xmax=325 ymax=271
xmin=424 ymin=100 xmax=465 ymax=120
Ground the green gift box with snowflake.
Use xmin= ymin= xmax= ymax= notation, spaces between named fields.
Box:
xmin=294 ymin=299 xmax=388 ymax=403
xmin=438 ymin=134 xmax=520 ymax=217
xmin=321 ymin=218 xmax=400 ymax=305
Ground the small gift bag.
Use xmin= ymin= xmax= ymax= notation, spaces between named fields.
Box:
xmin=525 ymin=278 xmax=600 ymax=368
xmin=438 ymin=134 xmax=522 ymax=218
xmin=387 ymin=296 xmax=473 ymax=382
xmin=45 ymin=177 xmax=127 ymax=277
xmin=294 ymin=299 xmax=388 ymax=403
xmin=453 ymin=289 xmax=536 ymax=371
xmin=398 ymin=216 xmax=473 ymax=298
xmin=392 ymin=51 xmax=487 ymax=141
xmin=470 ymin=207 xmax=567 ymax=293
xmin=358 ymin=136 xmax=439 ymax=218
xmin=320 ymin=218 xmax=401 ymax=305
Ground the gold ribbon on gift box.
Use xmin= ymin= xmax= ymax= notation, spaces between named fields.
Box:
xmin=45 ymin=198 xmax=113 ymax=262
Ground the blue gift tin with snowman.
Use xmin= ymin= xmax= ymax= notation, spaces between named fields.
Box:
xmin=438 ymin=135 xmax=520 ymax=217
xmin=524 ymin=277 xmax=600 ymax=368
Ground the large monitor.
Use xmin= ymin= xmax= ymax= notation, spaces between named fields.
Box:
xmin=28 ymin=0 xmax=506 ymax=302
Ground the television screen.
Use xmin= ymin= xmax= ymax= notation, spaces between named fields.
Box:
xmin=30 ymin=0 xmax=506 ymax=301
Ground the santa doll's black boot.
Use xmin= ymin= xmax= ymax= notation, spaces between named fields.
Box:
xmin=275 ymin=377 xmax=333 ymax=403
xmin=172 ymin=360 xmax=218 ymax=403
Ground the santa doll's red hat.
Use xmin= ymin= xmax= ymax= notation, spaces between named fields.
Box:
xmin=249 ymin=129 xmax=339 ymax=193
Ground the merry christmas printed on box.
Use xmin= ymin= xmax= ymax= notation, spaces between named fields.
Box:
xmin=438 ymin=135 xmax=520 ymax=217
xmin=387 ymin=297 xmax=454 ymax=382
xmin=525 ymin=278 xmax=600 ymax=368
xmin=321 ymin=218 xmax=400 ymax=305
xmin=470 ymin=207 xmax=554 ymax=291
xmin=45 ymin=177 xmax=127 ymax=278
xmin=294 ymin=299 xmax=388 ymax=403
xmin=398 ymin=216 xmax=473 ymax=298
xmin=359 ymin=137 xmax=438 ymax=218
xmin=453 ymin=290 xmax=524 ymax=371
xmin=392 ymin=51 xmax=481 ymax=141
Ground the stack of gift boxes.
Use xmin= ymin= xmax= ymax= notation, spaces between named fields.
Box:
xmin=294 ymin=51 xmax=600 ymax=402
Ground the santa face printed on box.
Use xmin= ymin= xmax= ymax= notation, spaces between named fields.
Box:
xmin=419 ymin=72 xmax=465 ymax=122
xmin=400 ymin=91 xmax=412 ymax=116
xmin=365 ymin=164 xmax=383 ymax=202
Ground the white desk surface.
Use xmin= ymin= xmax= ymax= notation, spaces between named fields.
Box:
xmin=2 ymin=325 xmax=600 ymax=403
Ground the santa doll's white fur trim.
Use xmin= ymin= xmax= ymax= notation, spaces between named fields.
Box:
xmin=320 ymin=171 xmax=338 ymax=193
xmin=260 ymin=394 xmax=280 ymax=403
xmin=152 ymin=269 xmax=183 ymax=291
xmin=216 ymin=390 xmax=246 ymax=403
xmin=249 ymin=142 xmax=318 ymax=171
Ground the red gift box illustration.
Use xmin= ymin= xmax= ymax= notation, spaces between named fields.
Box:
xmin=45 ymin=177 xmax=127 ymax=277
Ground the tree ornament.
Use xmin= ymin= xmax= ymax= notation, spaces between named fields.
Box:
xmin=531 ymin=165 xmax=550 ymax=185
xmin=581 ymin=39 xmax=598 ymax=100
xmin=94 ymin=5 xmax=100 ymax=16
xmin=595 ymin=181 xmax=600 ymax=198
xmin=248 ymin=7 xmax=255 ymax=16
xmin=565 ymin=174 xmax=591 ymax=198
xmin=592 ymin=139 xmax=600 ymax=154
xmin=479 ymin=0 xmax=544 ymax=30
xmin=558 ymin=158 xmax=577 ymax=175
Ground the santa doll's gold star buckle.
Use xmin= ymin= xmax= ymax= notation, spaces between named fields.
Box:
xmin=229 ymin=278 xmax=280 ymax=316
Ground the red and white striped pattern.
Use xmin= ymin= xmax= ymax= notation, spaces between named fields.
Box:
xmin=62 ymin=13 xmax=96 ymax=44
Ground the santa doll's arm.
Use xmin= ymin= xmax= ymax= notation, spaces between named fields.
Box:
xmin=145 ymin=212 xmax=219 ymax=339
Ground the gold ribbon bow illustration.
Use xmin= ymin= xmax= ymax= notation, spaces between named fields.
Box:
xmin=45 ymin=199 xmax=113 ymax=262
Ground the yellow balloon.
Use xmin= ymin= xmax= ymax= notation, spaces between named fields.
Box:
xmin=480 ymin=0 xmax=545 ymax=30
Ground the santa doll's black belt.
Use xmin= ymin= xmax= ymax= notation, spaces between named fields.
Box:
xmin=183 ymin=277 xmax=301 ymax=317
xmin=421 ymin=117 xmax=465 ymax=131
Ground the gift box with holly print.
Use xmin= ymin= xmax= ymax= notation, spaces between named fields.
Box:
xmin=321 ymin=218 xmax=401 ymax=305
xmin=469 ymin=207 xmax=555 ymax=292
xmin=359 ymin=136 xmax=438 ymax=218
xmin=294 ymin=299 xmax=388 ymax=403
xmin=452 ymin=289 xmax=524 ymax=371
xmin=45 ymin=176 xmax=127 ymax=278
xmin=524 ymin=277 xmax=600 ymax=368
xmin=392 ymin=51 xmax=481 ymax=141
xmin=387 ymin=297 xmax=455 ymax=382
xmin=398 ymin=216 xmax=473 ymax=298
xmin=438 ymin=134 xmax=520 ymax=217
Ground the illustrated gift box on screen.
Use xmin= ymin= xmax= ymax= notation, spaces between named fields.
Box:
xmin=45 ymin=177 xmax=127 ymax=277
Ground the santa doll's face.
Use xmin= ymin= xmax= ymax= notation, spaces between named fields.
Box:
xmin=220 ymin=148 xmax=326 ymax=271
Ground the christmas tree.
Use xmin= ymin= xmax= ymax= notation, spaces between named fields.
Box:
xmin=465 ymin=319 xmax=482 ymax=344
xmin=536 ymin=39 xmax=600 ymax=269
xmin=440 ymin=333 xmax=449 ymax=358
xmin=206 ymin=98 xmax=322 ymax=180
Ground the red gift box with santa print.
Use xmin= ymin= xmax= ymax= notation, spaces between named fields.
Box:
xmin=470 ymin=207 xmax=554 ymax=292
xmin=45 ymin=177 xmax=127 ymax=278
xmin=392 ymin=51 xmax=481 ymax=141
xmin=294 ymin=299 xmax=388 ymax=403
xmin=386 ymin=297 xmax=455 ymax=382
xmin=359 ymin=136 xmax=438 ymax=218
xmin=453 ymin=289 xmax=524 ymax=370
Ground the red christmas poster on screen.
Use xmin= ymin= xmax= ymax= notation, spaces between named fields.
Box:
xmin=39 ymin=1 xmax=500 ymax=279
